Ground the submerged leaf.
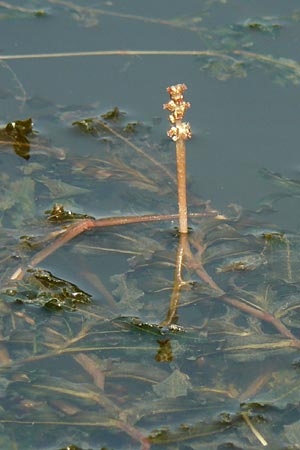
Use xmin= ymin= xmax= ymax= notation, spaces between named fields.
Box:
xmin=235 ymin=16 xmax=283 ymax=35
xmin=153 ymin=369 xmax=192 ymax=398
xmin=200 ymin=57 xmax=247 ymax=81
xmin=0 ymin=4 xmax=47 ymax=20
xmin=284 ymin=420 xmax=300 ymax=445
xmin=38 ymin=175 xmax=89 ymax=198
xmin=72 ymin=118 xmax=99 ymax=135
xmin=248 ymin=368 xmax=300 ymax=409
xmin=149 ymin=416 xmax=234 ymax=445
xmin=45 ymin=204 xmax=94 ymax=222
xmin=260 ymin=167 xmax=300 ymax=193
xmin=0 ymin=175 xmax=36 ymax=227
xmin=216 ymin=253 xmax=264 ymax=273
xmin=58 ymin=446 xmax=85 ymax=450
xmin=101 ymin=106 xmax=126 ymax=122
xmin=0 ymin=118 xmax=35 ymax=160
xmin=111 ymin=273 xmax=144 ymax=311
xmin=222 ymin=331 xmax=296 ymax=362
xmin=4 ymin=269 xmax=91 ymax=311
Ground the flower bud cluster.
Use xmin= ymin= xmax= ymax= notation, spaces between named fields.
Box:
xmin=167 ymin=123 xmax=192 ymax=142
xmin=163 ymin=84 xmax=192 ymax=141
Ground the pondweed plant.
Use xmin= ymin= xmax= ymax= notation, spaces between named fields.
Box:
xmin=10 ymin=83 xmax=196 ymax=280
xmin=2 ymin=3 xmax=300 ymax=448
xmin=7 ymin=84 xmax=298 ymax=345
xmin=4 ymin=84 xmax=300 ymax=449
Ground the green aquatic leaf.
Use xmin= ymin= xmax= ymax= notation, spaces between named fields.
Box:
xmin=72 ymin=118 xmax=99 ymax=135
xmin=222 ymin=330 xmax=296 ymax=362
xmin=242 ymin=53 xmax=300 ymax=86
xmin=114 ymin=316 xmax=185 ymax=336
xmin=58 ymin=446 xmax=86 ymax=450
xmin=0 ymin=118 xmax=36 ymax=160
xmin=71 ymin=113 xmax=174 ymax=196
xmin=153 ymin=369 xmax=192 ymax=399
xmin=284 ymin=420 xmax=300 ymax=446
xmin=101 ymin=107 xmax=126 ymax=122
xmin=45 ymin=204 xmax=94 ymax=222
xmin=246 ymin=367 xmax=300 ymax=410
xmin=6 ymin=118 xmax=33 ymax=135
xmin=122 ymin=121 xmax=139 ymax=133
xmin=111 ymin=273 xmax=144 ymax=311
xmin=260 ymin=167 xmax=300 ymax=193
xmin=4 ymin=268 xmax=92 ymax=311
xmin=216 ymin=253 xmax=265 ymax=273
xmin=149 ymin=416 xmax=234 ymax=445
xmin=38 ymin=175 xmax=89 ymax=198
xmin=20 ymin=162 xmax=45 ymax=175
xmin=200 ymin=57 xmax=247 ymax=81
xmin=0 ymin=4 xmax=47 ymax=20
xmin=235 ymin=16 xmax=283 ymax=36
xmin=0 ymin=175 xmax=36 ymax=227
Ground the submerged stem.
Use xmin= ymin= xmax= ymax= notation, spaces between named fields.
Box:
xmin=160 ymin=233 xmax=188 ymax=327
xmin=9 ymin=212 xmax=218 ymax=282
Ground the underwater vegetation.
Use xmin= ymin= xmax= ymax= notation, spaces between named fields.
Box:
xmin=1 ymin=1 xmax=300 ymax=449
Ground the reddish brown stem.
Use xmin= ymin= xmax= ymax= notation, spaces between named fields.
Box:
xmin=10 ymin=212 xmax=217 ymax=281
xmin=164 ymin=83 xmax=191 ymax=234
xmin=114 ymin=420 xmax=151 ymax=450
xmin=184 ymin=237 xmax=300 ymax=345
xmin=175 ymin=138 xmax=188 ymax=233
xmin=10 ymin=210 xmax=300 ymax=347
xmin=222 ymin=295 xmax=299 ymax=343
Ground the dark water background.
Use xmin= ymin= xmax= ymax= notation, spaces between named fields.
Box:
xmin=2 ymin=1 xmax=300 ymax=449
xmin=1 ymin=0 xmax=300 ymax=224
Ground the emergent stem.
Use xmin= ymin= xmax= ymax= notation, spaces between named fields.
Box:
xmin=164 ymin=83 xmax=191 ymax=234
xmin=176 ymin=137 xmax=188 ymax=233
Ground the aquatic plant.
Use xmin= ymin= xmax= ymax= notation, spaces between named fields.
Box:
xmin=2 ymin=2 xmax=300 ymax=446
xmin=4 ymin=82 xmax=300 ymax=449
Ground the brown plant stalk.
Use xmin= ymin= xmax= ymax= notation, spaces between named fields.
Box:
xmin=164 ymin=83 xmax=191 ymax=234
xmin=9 ymin=211 xmax=219 ymax=282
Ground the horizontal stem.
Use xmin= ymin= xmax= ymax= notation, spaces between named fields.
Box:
xmin=10 ymin=212 xmax=219 ymax=281
xmin=0 ymin=50 xmax=235 ymax=60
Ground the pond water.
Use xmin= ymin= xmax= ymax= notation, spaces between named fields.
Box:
xmin=1 ymin=1 xmax=300 ymax=449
